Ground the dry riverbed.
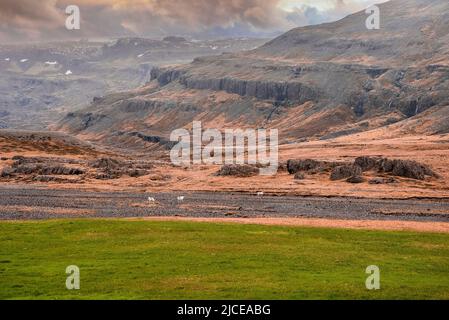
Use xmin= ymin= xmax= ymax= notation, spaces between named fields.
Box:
xmin=1 ymin=186 xmax=449 ymax=233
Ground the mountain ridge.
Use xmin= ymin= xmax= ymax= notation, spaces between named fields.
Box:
xmin=58 ymin=0 xmax=449 ymax=150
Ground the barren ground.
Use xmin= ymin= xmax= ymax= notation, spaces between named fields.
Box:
xmin=2 ymin=130 xmax=449 ymax=233
xmin=3 ymin=132 xmax=449 ymax=198
xmin=1 ymin=186 xmax=449 ymax=233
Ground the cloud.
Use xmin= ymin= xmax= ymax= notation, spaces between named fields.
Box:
xmin=0 ymin=0 xmax=65 ymax=41
xmin=0 ymin=0 xmax=388 ymax=42
xmin=283 ymin=0 xmax=389 ymax=27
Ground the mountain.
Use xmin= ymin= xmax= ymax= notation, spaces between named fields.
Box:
xmin=58 ymin=0 xmax=449 ymax=149
xmin=256 ymin=0 xmax=449 ymax=66
xmin=0 ymin=37 xmax=266 ymax=130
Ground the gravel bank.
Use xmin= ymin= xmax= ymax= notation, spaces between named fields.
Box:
xmin=1 ymin=186 xmax=449 ymax=222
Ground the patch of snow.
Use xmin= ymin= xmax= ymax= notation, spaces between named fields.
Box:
xmin=137 ymin=53 xmax=144 ymax=58
xmin=20 ymin=59 xmax=28 ymax=63
xmin=210 ymin=46 xmax=218 ymax=50
xmin=4 ymin=58 xmax=10 ymax=61
xmin=45 ymin=61 xmax=58 ymax=65
xmin=65 ymin=70 xmax=73 ymax=75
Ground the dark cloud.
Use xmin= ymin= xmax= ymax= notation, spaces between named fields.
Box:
xmin=0 ymin=0 xmax=65 ymax=41
xmin=0 ymin=0 xmax=61 ymax=24
xmin=0 ymin=0 xmax=387 ymax=42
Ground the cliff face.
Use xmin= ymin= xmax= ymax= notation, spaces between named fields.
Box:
xmin=150 ymin=60 xmax=449 ymax=119
xmin=151 ymin=66 xmax=319 ymax=103
xmin=59 ymin=0 xmax=449 ymax=150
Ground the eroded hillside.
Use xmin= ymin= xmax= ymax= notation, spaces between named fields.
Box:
xmin=58 ymin=0 xmax=449 ymax=149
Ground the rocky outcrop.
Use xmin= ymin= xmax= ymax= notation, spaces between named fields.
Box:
xmin=0 ymin=167 xmax=14 ymax=177
xmin=369 ymin=177 xmax=398 ymax=185
xmin=33 ymin=175 xmax=78 ymax=183
xmin=151 ymin=67 xmax=319 ymax=103
xmin=330 ymin=165 xmax=363 ymax=181
xmin=180 ymin=77 xmax=318 ymax=103
xmin=124 ymin=132 xmax=177 ymax=150
xmin=6 ymin=163 xmax=84 ymax=176
xmin=89 ymin=157 xmax=123 ymax=170
xmin=346 ymin=176 xmax=365 ymax=184
xmin=0 ymin=155 xmax=154 ymax=183
xmin=294 ymin=172 xmax=306 ymax=180
xmin=355 ymin=156 xmax=381 ymax=171
xmin=150 ymin=67 xmax=186 ymax=86
xmin=287 ymin=159 xmax=322 ymax=174
xmin=354 ymin=156 xmax=437 ymax=180
xmin=377 ymin=159 xmax=437 ymax=180
xmin=287 ymin=159 xmax=340 ymax=175
xmin=88 ymin=157 xmax=152 ymax=180
xmin=215 ymin=164 xmax=259 ymax=177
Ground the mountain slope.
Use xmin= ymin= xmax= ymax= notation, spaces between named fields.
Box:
xmin=58 ymin=0 xmax=449 ymax=149
xmin=0 ymin=37 xmax=266 ymax=130
xmin=255 ymin=0 xmax=449 ymax=66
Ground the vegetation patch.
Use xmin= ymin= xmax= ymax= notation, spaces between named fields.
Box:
xmin=1 ymin=220 xmax=448 ymax=300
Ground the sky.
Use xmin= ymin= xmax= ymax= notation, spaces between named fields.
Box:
xmin=0 ymin=0 xmax=389 ymax=43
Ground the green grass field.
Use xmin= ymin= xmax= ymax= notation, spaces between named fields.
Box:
xmin=0 ymin=219 xmax=448 ymax=300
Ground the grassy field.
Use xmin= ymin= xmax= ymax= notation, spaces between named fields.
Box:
xmin=0 ymin=219 xmax=448 ymax=300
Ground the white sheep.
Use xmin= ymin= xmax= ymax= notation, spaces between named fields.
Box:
xmin=148 ymin=196 xmax=156 ymax=203
xmin=177 ymin=196 xmax=185 ymax=202
xmin=257 ymin=192 xmax=264 ymax=197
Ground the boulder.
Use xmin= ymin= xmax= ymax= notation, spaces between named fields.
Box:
xmin=354 ymin=156 xmax=380 ymax=171
xmin=369 ymin=177 xmax=399 ymax=185
xmin=330 ymin=165 xmax=363 ymax=181
xmin=0 ymin=166 xmax=14 ymax=178
xmin=346 ymin=176 xmax=365 ymax=184
xmin=215 ymin=164 xmax=259 ymax=177
xmin=294 ymin=172 xmax=306 ymax=180
xmin=89 ymin=157 xmax=123 ymax=170
xmin=127 ymin=169 xmax=148 ymax=178
xmin=378 ymin=159 xmax=436 ymax=180
xmin=277 ymin=162 xmax=288 ymax=172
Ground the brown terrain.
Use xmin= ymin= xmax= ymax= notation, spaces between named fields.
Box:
xmin=1 ymin=0 xmax=449 ymax=232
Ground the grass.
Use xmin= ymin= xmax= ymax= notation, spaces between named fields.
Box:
xmin=0 ymin=219 xmax=449 ymax=300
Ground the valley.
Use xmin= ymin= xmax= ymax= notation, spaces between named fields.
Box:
xmin=1 ymin=0 xmax=449 ymax=225
xmin=2 ymin=0 xmax=449 ymax=302
xmin=0 ymin=37 xmax=267 ymax=130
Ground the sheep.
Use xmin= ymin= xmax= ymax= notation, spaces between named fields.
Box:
xmin=148 ymin=196 xmax=156 ymax=203
xmin=257 ymin=192 xmax=264 ymax=197
xmin=177 ymin=196 xmax=185 ymax=202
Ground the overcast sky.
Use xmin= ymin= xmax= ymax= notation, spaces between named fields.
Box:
xmin=0 ymin=0 xmax=389 ymax=43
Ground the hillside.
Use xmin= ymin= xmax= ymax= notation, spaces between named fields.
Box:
xmin=0 ymin=37 xmax=266 ymax=130
xmin=58 ymin=0 xmax=449 ymax=150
